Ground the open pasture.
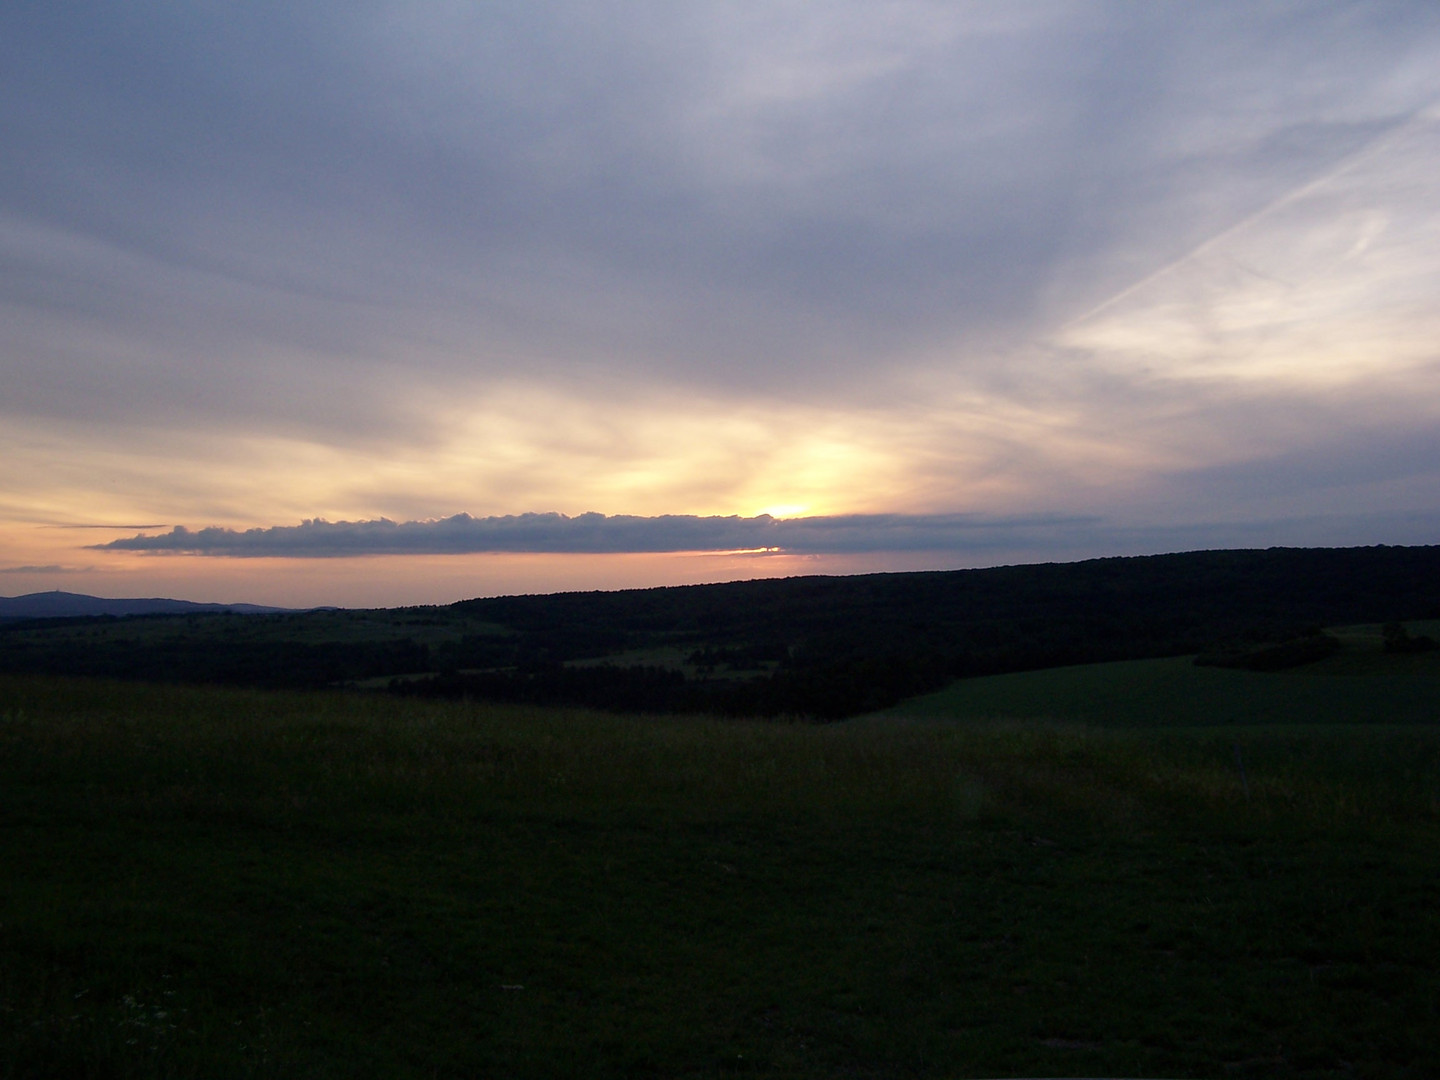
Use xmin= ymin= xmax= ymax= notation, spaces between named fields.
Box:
xmin=2 ymin=673 xmax=1438 ymax=1077
xmin=884 ymin=623 xmax=1440 ymax=728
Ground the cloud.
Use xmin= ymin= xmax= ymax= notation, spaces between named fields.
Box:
xmin=0 ymin=564 xmax=69 ymax=574
xmin=89 ymin=507 xmax=1440 ymax=564
xmin=1055 ymin=103 xmax=1440 ymax=389
xmin=48 ymin=523 xmax=170 ymax=530
xmin=5 ymin=1 xmax=1440 ymax=597
xmin=93 ymin=512 xmax=1102 ymax=557
xmin=5 ymin=2 xmax=1439 ymax=434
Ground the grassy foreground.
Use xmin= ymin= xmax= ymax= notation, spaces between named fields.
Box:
xmin=2 ymin=675 xmax=1439 ymax=1078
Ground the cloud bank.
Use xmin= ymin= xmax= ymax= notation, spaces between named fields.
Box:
xmin=92 ymin=508 xmax=1440 ymax=562
xmin=95 ymin=512 xmax=1101 ymax=557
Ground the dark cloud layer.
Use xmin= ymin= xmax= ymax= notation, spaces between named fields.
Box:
xmin=96 ymin=512 xmax=1100 ymax=557
xmin=93 ymin=508 xmax=1440 ymax=563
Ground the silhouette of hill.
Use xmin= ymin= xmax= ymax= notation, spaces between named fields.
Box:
xmin=0 ymin=590 xmax=293 ymax=621
xmin=3 ymin=546 xmax=1439 ymax=717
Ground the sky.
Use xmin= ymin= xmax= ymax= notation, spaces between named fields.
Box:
xmin=4 ymin=1 xmax=1440 ymax=607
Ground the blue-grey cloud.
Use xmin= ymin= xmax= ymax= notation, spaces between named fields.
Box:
xmin=1168 ymin=424 xmax=1440 ymax=503
xmin=94 ymin=512 xmax=1102 ymax=557
xmin=90 ymin=508 xmax=1440 ymax=562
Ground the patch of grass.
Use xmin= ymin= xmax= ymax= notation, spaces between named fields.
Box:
xmin=884 ymin=637 xmax=1440 ymax=728
xmin=2 ymin=674 xmax=1439 ymax=1077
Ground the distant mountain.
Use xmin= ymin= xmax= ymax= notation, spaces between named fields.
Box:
xmin=0 ymin=591 xmax=294 ymax=621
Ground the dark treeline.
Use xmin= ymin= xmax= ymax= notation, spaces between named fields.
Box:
xmin=4 ymin=546 xmax=1439 ymax=718
xmin=409 ymin=546 xmax=1440 ymax=716
xmin=0 ymin=617 xmax=431 ymax=690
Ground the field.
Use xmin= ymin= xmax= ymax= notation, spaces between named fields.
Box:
xmin=3 ymin=656 xmax=1439 ymax=1077
xmin=882 ymin=621 xmax=1440 ymax=728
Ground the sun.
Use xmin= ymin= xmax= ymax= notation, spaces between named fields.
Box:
xmin=755 ymin=504 xmax=809 ymax=519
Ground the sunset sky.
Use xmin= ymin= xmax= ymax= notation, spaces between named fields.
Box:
xmin=4 ymin=2 xmax=1440 ymax=607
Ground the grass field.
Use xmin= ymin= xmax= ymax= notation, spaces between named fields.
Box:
xmin=882 ymin=622 xmax=1440 ymax=728
xmin=3 ymin=671 xmax=1439 ymax=1078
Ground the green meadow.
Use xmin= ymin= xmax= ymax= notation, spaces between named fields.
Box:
xmin=883 ymin=621 xmax=1440 ymax=728
xmin=3 ymin=640 xmax=1439 ymax=1077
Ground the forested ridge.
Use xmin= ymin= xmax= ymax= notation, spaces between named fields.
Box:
xmin=4 ymin=545 xmax=1438 ymax=718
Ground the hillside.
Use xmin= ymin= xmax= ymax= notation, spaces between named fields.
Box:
xmin=0 ymin=590 xmax=293 ymax=621
xmin=2 ymin=546 xmax=1438 ymax=717
xmin=880 ymin=620 xmax=1440 ymax=728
